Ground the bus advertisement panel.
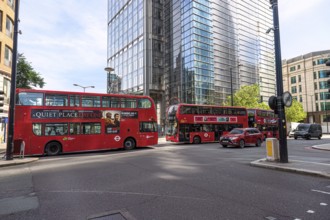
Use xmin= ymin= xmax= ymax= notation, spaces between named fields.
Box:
xmin=166 ymin=104 xmax=248 ymax=144
xmin=247 ymin=109 xmax=278 ymax=139
xmin=13 ymin=89 xmax=158 ymax=156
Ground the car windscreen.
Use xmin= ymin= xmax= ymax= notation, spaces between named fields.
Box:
xmin=230 ymin=129 xmax=244 ymax=134
xmin=297 ymin=125 xmax=309 ymax=131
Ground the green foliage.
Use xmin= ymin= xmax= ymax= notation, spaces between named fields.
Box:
xmin=223 ymin=84 xmax=269 ymax=109
xmin=285 ymin=99 xmax=306 ymax=122
xmin=16 ymin=54 xmax=45 ymax=89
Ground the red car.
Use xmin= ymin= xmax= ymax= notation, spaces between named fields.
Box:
xmin=219 ymin=128 xmax=263 ymax=148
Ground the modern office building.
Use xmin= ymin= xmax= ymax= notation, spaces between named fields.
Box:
xmin=0 ymin=0 xmax=14 ymax=141
xmin=106 ymin=0 xmax=276 ymax=129
xmin=282 ymin=50 xmax=330 ymax=130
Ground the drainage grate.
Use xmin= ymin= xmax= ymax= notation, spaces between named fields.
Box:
xmin=88 ymin=210 xmax=136 ymax=220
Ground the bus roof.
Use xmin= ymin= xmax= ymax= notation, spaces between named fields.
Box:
xmin=16 ymin=88 xmax=151 ymax=99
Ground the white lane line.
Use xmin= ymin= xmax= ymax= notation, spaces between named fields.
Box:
xmin=311 ymin=189 xmax=330 ymax=195
xmin=306 ymin=210 xmax=315 ymax=214
xmin=320 ymin=203 xmax=328 ymax=206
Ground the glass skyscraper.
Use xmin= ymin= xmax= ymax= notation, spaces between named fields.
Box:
xmin=107 ymin=0 xmax=276 ymax=127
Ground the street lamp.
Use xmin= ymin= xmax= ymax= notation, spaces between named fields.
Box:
xmin=220 ymin=64 xmax=242 ymax=106
xmin=104 ymin=67 xmax=114 ymax=93
xmin=73 ymin=84 xmax=95 ymax=92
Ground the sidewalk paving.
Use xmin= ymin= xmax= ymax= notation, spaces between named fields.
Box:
xmin=0 ymin=139 xmax=329 ymax=179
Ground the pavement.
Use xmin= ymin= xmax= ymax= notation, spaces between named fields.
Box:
xmin=0 ymin=138 xmax=330 ymax=179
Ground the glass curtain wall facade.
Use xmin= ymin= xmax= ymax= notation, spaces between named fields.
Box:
xmin=107 ymin=0 xmax=165 ymax=131
xmin=107 ymin=0 xmax=145 ymax=93
xmin=164 ymin=0 xmax=275 ymax=105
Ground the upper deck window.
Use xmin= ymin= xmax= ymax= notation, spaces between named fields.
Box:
xmin=138 ymin=98 xmax=151 ymax=108
xmin=17 ymin=92 xmax=43 ymax=106
xmin=45 ymin=94 xmax=68 ymax=106
xmin=82 ymin=96 xmax=101 ymax=107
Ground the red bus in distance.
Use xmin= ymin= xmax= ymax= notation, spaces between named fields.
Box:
xmin=166 ymin=104 xmax=248 ymax=144
xmin=14 ymin=89 xmax=158 ymax=156
xmin=247 ymin=108 xmax=278 ymax=140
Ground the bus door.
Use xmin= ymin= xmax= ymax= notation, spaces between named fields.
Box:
xmin=179 ymin=124 xmax=190 ymax=142
xmin=214 ymin=125 xmax=223 ymax=141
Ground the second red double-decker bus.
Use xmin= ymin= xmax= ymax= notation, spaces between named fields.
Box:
xmin=166 ymin=104 xmax=248 ymax=144
xmin=13 ymin=89 xmax=158 ymax=156
xmin=247 ymin=109 xmax=278 ymax=140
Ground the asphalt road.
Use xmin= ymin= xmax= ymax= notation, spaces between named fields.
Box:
xmin=0 ymin=138 xmax=329 ymax=220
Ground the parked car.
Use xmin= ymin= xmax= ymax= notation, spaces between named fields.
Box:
xmin=219 ymin=128 xmax=263 ymax=148
xmin=294 ymin=123 xmax=322 ymax=140
xmin=288 ymin=129 xmax=296 ymax=138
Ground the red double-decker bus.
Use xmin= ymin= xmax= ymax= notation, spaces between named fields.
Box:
xmin=165 ymin=104 xmax=248 ymax=144
xmin=13 ymin=88 xmax=158 ymax=156
xmin=247 ymin=109 xmax=278 ymax=140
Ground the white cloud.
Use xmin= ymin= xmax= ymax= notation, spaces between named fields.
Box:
xmin=19 ymin=0 xmax=108 ymax=93
xmin=279 ymin=0 xmax=325 ymax=22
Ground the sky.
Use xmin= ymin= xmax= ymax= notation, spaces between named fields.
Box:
xmin=18 ymin=0 xmax=330 ymax=93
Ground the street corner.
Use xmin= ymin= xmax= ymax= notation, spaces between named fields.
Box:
xmin=250 ymin=158 xmax=330 ymax=179
xmin=311 ymin=144 xmax=330 ymax=151
xmin=0 ymin=157 xmax=39 ymax=168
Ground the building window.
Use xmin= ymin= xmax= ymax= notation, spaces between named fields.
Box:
xmin=7 ymin=0 xmax=14 ymax=9
xmin=314 ymin=82 xmax=317 ymax=90
xmin=299 ymin=85 xmax=302 ymax=92
xmin=314 ymin=72 xmax=317 ymax=79
xmin=293 ymin=96 xmax=297 ymax=101
xmin=298 ymin=75 xmax=301 ymax=82
xmin=313 ymin=61 xmax=316 ymax=66
xmin=297 ymin=65 xmax=301 ymax=70
xmin=319 ymin=81 xmax=329 ymax=89
xmin=290 ymin=66 xmax=296 ymax=72
xmin=299 ymin=95 xmax=302 ymax=102
xmin=0 ymin=10 xmax=3 ymax=31
xmin=315 ymin=93 xmax=318 ymax=101
xmin=4 ymin=45 xmax=12 ymax=67
xmin=320 ymin=92 xmax=330 ymax=100
xmin=291 ymin=86 xmax=297 ymax=94
xmin=318 ymin=70 xmax=329 ymax=79
xmin=291 ymin=76 xmax=296 ymax=84
xmin=5 ymin=16 xmax=14 ymax=38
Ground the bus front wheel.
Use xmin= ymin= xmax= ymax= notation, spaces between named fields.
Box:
xmin=45 ymin=142 xmax=61 ymax=156
xmin=124 ymin=138 xmax=136 ymax=150
xmin=193 ymin=136 xmax=201 ymax=144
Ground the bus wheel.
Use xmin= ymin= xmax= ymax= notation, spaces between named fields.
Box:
xmin=239 ymin=140 xmax=245 ymax=148
xmin=45 ymin=142 xmax=61 ymax=156
xmin=124 ymin=138 xmax=136 ymax=150
xmin=193 ymin=136 xmax=201 ymax=144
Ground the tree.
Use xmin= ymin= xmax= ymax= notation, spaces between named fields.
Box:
xmin=16 ymin=54 xmax=45 ymax=89
xmin=285 ymin=99 xmax=306 ymax=122
xmin=223 ymin=84 xmax=269 ymax=109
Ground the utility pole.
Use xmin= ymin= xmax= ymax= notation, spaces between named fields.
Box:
xmin=6 ymin=0 xmax=20 ymax=160
xmin=269 ymin=0 xmax=288 ymax=163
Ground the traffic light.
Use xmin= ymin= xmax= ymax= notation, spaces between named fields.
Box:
xmin=0 ymin=90 xmax=4 ymax=113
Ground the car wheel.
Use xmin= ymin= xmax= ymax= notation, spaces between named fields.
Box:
xmin=193 ymin=136 xmax=201 ymax=144
xmin=239 ymin=140 xmax=245 ymax=148
xmin=45 ymin=142 xmax=61 ymax=156
xmin=222 ymin=145 xmax=227 ymax=148
xmin=318 ymin=135 xmax=321 ymax=140
xmin=294 ymin=136 xmax=297 ymax=140
xmin=124 ymin=138 xmax=136 ymax=150
xmin=256 ymin=139 xmax=262 ymax=147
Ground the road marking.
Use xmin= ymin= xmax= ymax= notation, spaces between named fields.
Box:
xmin=311 ymin=189 xmax=330 ymax=195
xmin=320 ymin=203 xmax=328 ymax=206
xmin=306 ymin=210 xmax=315 ymax=214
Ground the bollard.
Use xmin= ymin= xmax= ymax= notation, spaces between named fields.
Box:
xmin=266 ymin=138 xmax=280 ymax=161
